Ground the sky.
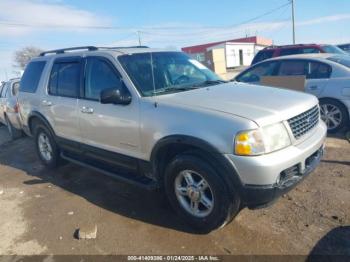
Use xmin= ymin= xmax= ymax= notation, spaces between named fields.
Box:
xmin=1 ymin=0 xmax=350 ymax=80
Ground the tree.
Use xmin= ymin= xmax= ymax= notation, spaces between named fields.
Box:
xmin=14 ymin=46 xmax=44 ymax=70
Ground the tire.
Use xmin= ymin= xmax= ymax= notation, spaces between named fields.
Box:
xmin=34 ymin=123 xmax=61 ymax=169
xmin=5 ymin=115 xmax=22 ymax=140
xmin=320 ymin=98 xmax=349 ymax=133
xmin=164 ymin=153 xmax=240 ymax=233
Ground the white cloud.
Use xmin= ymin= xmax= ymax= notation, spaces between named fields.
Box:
xmin=0 ymin=0 xmax=111 ymax=36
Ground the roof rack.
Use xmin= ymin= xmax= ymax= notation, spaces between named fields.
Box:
xmin=39 ymin=46 xmax=98 ymax=56
xmin=264 ymin=44 xmax=317 ymax=50
xmin=39 ymin=45 xmax=149 ymax=56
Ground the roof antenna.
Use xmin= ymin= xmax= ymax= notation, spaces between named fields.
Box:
xmin=150 ymin=52 xmax=158 ymax=108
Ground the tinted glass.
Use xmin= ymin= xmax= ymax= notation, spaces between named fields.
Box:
xmin=85 ymin=58 xmax=121 ymax=100
xmin=118 ymin=52 xmax=220 ymax=96
xmin=20 ymin=61 xmax=46 ymax=93
xmin=321 ymin=45 xmax=347 ymax=55
xmin=12 ymin=82 xmax=20 ymax=96
xmin=280 ymin=48 xmax=303 ymax=56
xmin=278 ymin=60 xmax=307 ymax=76
xmin=307 ymin=62 xmax=332 ymax=79
xmin=328 ymin=56 xmax=350 ymax=68
xmin=252 ymin=50 xmax=274 ymax=64
xmin=0 ymin=83 xmax=8 ymax=97
xmin=236 ymin=62 xmax=278 ymax=83
xmin=49 ymin=62 xmax=80 ymax=98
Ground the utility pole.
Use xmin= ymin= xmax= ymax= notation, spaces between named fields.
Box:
xmin=291 ymin=0 xmax=296 ymax=44
xmin=137 ymin=31 xmax=142 ymax=46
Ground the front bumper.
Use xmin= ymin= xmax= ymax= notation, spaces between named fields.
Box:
xmin=242 ymin=145 xmax=324 ymax=208
xmin=225 ymin=121 xmax=327 ymax=208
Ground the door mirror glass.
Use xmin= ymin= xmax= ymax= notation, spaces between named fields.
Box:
xmin=100 ymin=82 xmax=132 ymax=105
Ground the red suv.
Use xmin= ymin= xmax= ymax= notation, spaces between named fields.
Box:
xmin=251 ymin=44 xmax=347 ymax=65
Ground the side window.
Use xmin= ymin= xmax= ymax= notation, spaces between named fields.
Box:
xmin=20 ymin=61 xmax=46 ymax=93
xmin=278 ymin=60 xmax=307 ymax=76
xmin=307 ymin=61 xmax=332 ymax=79
xmin=12 ymin=82 xmax=20 ymax=96
xmin=48 ymin=61 xmax=80 ymax=98
xmin=280 ymin=48 xmax=303 ymax=56
xmin=85 ymin=58 xmax=122 ymax=100
xmin=5 ymin=85 xmax=11 ymax=98
xmin=0 ymin=84 xmax=7 ymax=97
xmin=252 ymin=50 xmax=274 ymax=64
xmin=236 ymin=62 xmax=278 ymax=82
xmin=302 ymin=48 xmax=321 ymax=54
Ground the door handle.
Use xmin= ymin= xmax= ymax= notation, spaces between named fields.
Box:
xmin=81 ymin=106 xmax=94 ymax=114
xmin=309 ymin=85 xmax=318 ymax=90
xmin=42 ymin=100 xmax=52 ymax=106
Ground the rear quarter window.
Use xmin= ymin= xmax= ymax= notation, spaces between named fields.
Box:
xmin=20 ymin=61 xmax=46 ymax=93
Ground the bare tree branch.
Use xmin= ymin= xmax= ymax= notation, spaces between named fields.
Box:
xmin=14 ymin=46 xmax=44 ymax=69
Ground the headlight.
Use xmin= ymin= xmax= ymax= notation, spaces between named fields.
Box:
xmin=235 ymin=123 xmax=291 ymax=156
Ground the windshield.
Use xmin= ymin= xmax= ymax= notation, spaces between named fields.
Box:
xmin=118 ymin=52 xmax=222 ymax=96
xmin=328 ymin=56 xmax=350 ymax=68
xmin=321 ymin=45 xmax=348 ymax=55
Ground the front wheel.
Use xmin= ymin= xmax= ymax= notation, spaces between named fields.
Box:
xmin=164 ymin=154 xmax=240 ymax=233
xmin=320 ymin=99 xmax=349 ymax=133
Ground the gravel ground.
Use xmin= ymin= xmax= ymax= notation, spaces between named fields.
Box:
xmin=0 ymin=125 xmax=349 ymax=257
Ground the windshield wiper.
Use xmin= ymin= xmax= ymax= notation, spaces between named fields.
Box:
xmin=191 ymin=80 xmax=228 ymax=87
xmin=152 ymin=86 xmax=199 ymax=95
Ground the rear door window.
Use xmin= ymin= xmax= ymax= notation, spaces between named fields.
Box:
xmin=278 ymin=60 xmax=307 ymax=76
xmin=20 ymin=61 xmax=46 ymax=93
xmin=307 ymin=61 xmax=332 ymax=79
xmin=48 ymin=59 xmax=81 ymax=98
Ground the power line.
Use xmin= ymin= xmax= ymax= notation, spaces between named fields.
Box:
xmin=0 ymin=2 xmax=291 ymax=32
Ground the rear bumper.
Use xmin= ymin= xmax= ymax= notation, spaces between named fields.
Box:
xmin=241 ymin=145 xmax=324 ymax=208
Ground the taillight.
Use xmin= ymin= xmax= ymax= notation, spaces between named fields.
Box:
xmin=14 ymin=103 xmax=19 ymax=113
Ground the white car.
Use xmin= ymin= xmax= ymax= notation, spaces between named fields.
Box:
xmin=234 ymin=54 xmax=350 ymax=132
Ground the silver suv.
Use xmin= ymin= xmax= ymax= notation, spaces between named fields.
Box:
xmin=18 ymin=46 xmax=327 ymax=232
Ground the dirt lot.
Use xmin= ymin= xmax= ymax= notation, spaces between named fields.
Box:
xmin=0 ymin=125 xmax=349 ymax=256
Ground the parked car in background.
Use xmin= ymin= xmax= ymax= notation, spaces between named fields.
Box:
xmin=234 ymin=54 xmax=350 ymax=133
xmin=338 ymin=43 xmax=350 ymax=53
xmin=18 ymin=46 xmax=326 ymax=232
xmin=0 ymin=78 xmax=23 ymax=139
xmin=252 ymin=44 xmax=348 ymax=65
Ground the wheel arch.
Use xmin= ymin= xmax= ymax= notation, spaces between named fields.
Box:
xmin=150 ymin=135 xmax=244 ymax=194
xmin=27 ymin=111 xmax=56 ymax=137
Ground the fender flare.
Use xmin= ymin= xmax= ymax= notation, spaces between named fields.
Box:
xmin=150 ymin=135 xmax=244 ymax=193
xmin=27 ymin=111 xmax=56 ymax=137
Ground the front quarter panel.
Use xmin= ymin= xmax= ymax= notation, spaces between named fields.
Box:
xmin=139 ymin=98 xmax=258 ymax=160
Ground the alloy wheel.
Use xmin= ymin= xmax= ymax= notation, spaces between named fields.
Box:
xmin=174 ymin=170 xmax=214 ymax=218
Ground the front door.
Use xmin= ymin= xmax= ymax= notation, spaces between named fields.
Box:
xmin=78 ymin=56 xmax=140 ymax=162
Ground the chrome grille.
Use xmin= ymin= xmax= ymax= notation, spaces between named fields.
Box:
xmin=288 ymin=106 xmax=319 ymax=139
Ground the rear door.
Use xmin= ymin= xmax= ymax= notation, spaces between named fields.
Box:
xmin=41 ymin=56 xmax=82 ymax=149
xmin=304 ymin=61 xmax=331 ymax=96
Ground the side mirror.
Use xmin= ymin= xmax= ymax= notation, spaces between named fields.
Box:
xmin=100 ymin=83 xmax=132 ymax=105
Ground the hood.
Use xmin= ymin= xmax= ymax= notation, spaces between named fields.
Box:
xmin=155 ymin=82 xmax=318 ymax=126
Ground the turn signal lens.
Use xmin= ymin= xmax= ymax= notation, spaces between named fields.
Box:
xmin=234 ymin=130 xmax=265 ymax=156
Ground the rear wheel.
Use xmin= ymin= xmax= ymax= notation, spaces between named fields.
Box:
xmin=5 ymin=116 xmax=22 ymax=140
xmin=34 ymin=124 xmax=62 ymax=169
xmin=320 ymin=99 xmax=349 ymax=133
xmin=164 ymin=153 xmax=240 ymax=233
